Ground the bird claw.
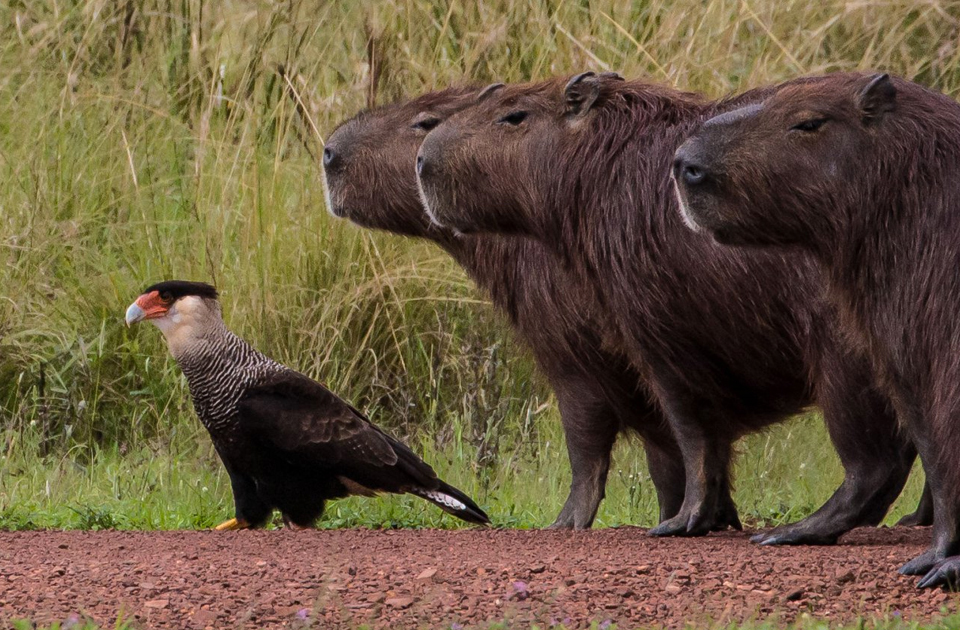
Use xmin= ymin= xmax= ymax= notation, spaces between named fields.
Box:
xmin=214 ymin=517 xmax=250 ymax=531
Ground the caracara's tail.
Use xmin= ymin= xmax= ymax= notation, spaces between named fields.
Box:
xmin=411 ymin=480 xmax=490 ymax=525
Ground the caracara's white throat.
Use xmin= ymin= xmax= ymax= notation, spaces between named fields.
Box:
xmin=160 ymin=297 xmax=217 ymax=357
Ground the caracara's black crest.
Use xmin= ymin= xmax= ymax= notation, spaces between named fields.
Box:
xmin=143 ymin=280 xmax=219 ymax=301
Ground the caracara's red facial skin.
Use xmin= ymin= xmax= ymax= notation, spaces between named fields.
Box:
xmin=134 ymin=291 xmax=170 ymax=320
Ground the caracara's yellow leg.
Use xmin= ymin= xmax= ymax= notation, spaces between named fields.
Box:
xmin=214 ymin=517 xmax=250 ymax=531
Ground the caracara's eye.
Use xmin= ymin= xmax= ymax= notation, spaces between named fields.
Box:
xmin=411 ymin=116 xmax=441 ymax=131
xmin=791 ymin=118 xmax=828 ymax=133
xmin=160 ymin=291 xmax=173 ymax=302
xmin=497 ymin=110 xmax=528 ymax=126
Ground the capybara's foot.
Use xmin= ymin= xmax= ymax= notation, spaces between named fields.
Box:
xmin=547 ymin=502 xmax=595 ymax=531
xmin=713 ymin=495 xmax=743 ymax=532
xmin=647 ymin=502 xmax=735 ymax=537
xmin=896 ymin=511 xmax=933 ymax=527
xmin=750 ymin=525 xmax=839 ymax=546
xmin=900 ymin=548 xmax=943 ymax=576
xmin=547 ymin=518 xmax=575 ymax=530
xmin=647 ymin=514 xmax=696 ymax=537
xmin=917 ymin=557 xmax=960 ymax=589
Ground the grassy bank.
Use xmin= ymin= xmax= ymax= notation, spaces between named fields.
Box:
xmin=0 ymin=0 xmax=951 ymax=531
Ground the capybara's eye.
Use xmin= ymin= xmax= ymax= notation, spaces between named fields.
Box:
xmin=497 ymin=110 xmax=528 ymax=126
xmin=411 ymin=116 xmax=441 ymax=131
xmin=791 ymin=118 xmax=828 ymax=133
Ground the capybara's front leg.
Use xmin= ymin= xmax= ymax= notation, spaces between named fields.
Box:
xmin=753 ymin=365 xmax=917 ymax=545
xmin=549 ymin=388 xmax=619 ymax=530
xmin=897 ymin=412 xmax=960 ymax=588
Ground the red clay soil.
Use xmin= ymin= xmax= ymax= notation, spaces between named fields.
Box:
xmin=0 ymin=527 xmax=957 ymax=629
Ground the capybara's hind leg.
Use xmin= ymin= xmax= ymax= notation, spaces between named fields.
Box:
xmin=713 ymin=476 xmax=742 ymax=532
xmin=897 ymin=481 xmax=934 ymax=527
xmin=647 ymin=414 xmax=736 ymax=537
xmin=642 ymin=435 xmax=686 ymax=523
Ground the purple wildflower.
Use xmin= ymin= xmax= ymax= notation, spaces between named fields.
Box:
xmin=296 ymin=608 xmax=310 ymax=620
xmin=511 ymin=580 xmax=530 ymax=600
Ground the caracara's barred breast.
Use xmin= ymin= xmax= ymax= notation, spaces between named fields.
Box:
xmin=176 ymin=328 xmax=286 ymax=438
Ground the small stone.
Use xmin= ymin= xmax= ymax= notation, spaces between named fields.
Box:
xmin=529 ymin=564 xmax=546 ymax=574
xmin=785 ymin=588 xmax=805 ymax=602
xmin=417 ymin=568 xmax=437 ymax=581
xmin=385 ymin=597 xmax=415 ymax=609
xmin=145 ymin=599 xmax=169 ymax=609
xmin=665 ymin=584 xmax=682 ymax=595
xmin=192 ymin=610 xmax=218 ymax=625
xmin=834 ymin=569 xmax=855 ymax=584
xmin=58 ymin=543 xmax=68 ymax=550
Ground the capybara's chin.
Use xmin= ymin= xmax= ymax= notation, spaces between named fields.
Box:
xmin=327 ymin=202 xmax=350 ymax=219
xmin=678 ymin=189 xmax=795 ymax=249
xmin=676 ymin=189 xmax=739 ymax=242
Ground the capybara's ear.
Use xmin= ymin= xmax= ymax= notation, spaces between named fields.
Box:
xmin=857 ymin=73 xmax=896 ymax=123
xmin=598 ymin=72 xmax=625 ymax=81
xmin=478 ymin=83 xmax=505 ymax=101
xmin=564 ymin=72 xmax=603 ymax=117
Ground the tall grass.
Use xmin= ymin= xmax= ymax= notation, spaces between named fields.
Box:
xmin=0 ymin=0 xmax=947 ymax=529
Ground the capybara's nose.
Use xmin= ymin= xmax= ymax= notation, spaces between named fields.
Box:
xmin=673 ymin=154 xmax=708 ymax=187
xmin=323 ymin=146 xmax=340 ymax=172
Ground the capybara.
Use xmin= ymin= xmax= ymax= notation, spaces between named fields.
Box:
xmin=322 ymin=87 xmax=701 ymax=530
xmin=673 ymin=72 xmax=958 ymax=587
xmin=415 ymin=72 xmax=930 ymax=542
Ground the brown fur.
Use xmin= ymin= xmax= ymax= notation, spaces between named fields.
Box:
xmin=674 ymin=72 xmax=959 ymax=585
xmin=323 ymin=89 xmax=692 ymax=529
xmin=415 ymin=74 xmax=927 ymax=540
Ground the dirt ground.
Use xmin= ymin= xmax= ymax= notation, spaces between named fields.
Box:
xmin=0 ymin=527 xmax=957 ymax=629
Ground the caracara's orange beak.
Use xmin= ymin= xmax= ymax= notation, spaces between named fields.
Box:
xmin=125 ymin=291 xmax=169 ymax=326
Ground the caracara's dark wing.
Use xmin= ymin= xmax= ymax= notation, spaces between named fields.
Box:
xmin=236 ymin=369 xmax=489 ymax=524
xmin=238 ymin=369 xmax=434 ymax=485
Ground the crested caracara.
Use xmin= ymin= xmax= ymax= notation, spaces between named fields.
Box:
xmin=125 ymin=280 xmax=490 ymax=529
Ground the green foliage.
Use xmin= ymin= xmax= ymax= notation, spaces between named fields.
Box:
xmin=0 ymin=0 xmax=941 ymax=532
